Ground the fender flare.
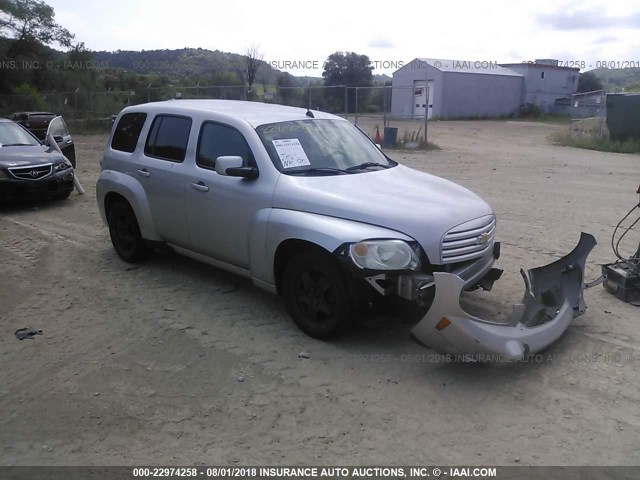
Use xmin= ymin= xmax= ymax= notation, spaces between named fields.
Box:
xmin=251 ymin=208 xmax=415 ymax=285
xmin=96 ymin=170 xmax=161 ymax=241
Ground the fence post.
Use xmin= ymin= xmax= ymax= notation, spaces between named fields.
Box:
xmin=354 ymin=87 xmax=359 ymax=125
xmin=344 ymin=86 xmax=348 ymax=119
xmin=383 ymin=86 xmax=387 ymax=128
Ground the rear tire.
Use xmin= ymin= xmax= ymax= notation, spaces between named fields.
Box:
xmin=282 ymin=250 xmax=351 ymax=339
xmin=107 ymin=201 xmax=146 ymax=262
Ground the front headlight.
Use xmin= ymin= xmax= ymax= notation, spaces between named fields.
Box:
xmin=54 ymin=159 xmax=72 ymax=171
xmin=349 ymin=240 xmax=420 ymax=271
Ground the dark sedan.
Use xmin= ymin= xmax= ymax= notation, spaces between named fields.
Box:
xmin=0 ymin=118 xmax=74 ymax=203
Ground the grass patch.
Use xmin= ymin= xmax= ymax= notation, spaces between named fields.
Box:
xmin=427 ymin=113 xmax=570 ymax=124
xmin=551 ymin=131 xmax=640 ymax=154
xmin=394 ymin=128 xmax=441 ymax=151
xmin=369 ymin=126 xmax=441 ymax=151
xmin=393 ymin=140 xmax=441 ymax=151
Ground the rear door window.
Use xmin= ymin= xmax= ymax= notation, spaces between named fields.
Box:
xmin=111 ymin=113 xmax=147 ymax=153
xmin=144 ymin=115 xmax=192 ymax=162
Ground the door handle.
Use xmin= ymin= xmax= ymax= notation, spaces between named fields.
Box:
xmin=191 ymin=182 xmax=209 ymax=192
xmin=137 ymin=169 xmax=150 ymax=178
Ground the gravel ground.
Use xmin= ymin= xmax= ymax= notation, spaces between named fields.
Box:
xmin=1 ymin=119 xmax=639 ymax=466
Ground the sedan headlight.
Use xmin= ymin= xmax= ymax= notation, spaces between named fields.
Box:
xmin=349 ymin=240 xmax=420 ymax=271
xmin=54 ymin=159 xmax=72 ymax=171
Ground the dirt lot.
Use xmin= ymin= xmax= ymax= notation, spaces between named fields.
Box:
xmin=1 ymin=120 xmax=639 ymax=466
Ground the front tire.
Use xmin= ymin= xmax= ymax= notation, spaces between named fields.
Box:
xmin=282 ymin=250 xmax=351 ymax=339
xmin=107 ymin=201 xmax=146 ymax=262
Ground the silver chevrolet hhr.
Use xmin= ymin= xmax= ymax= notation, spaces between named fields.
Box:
xmin=97 ymin=100 xmax=594 ymax=361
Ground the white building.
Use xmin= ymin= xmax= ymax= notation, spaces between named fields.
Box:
xmin=391 ymin=58 xmax=579 ymax=119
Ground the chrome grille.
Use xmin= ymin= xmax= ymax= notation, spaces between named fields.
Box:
xmin=8 ymin=163 xmax=52 ymax=180
xmin=442 ymin=215 xmax=496 ymax=264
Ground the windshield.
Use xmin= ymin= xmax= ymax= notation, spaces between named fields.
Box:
xmin=0 ymin=122 xmax=40 ymax=147
xmin=256 ymin=119 xmax=396 ymax=175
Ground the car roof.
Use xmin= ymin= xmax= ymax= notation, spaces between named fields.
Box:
xmin=12 ymin=111 xmax=55 ymax=116
xmin=123 ymin=100 xmax=344 ymax=127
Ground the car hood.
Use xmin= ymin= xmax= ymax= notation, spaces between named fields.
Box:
xmin=272 ymin=164 xmax=494 ymax=264
xmin=0 ymin=145 xmax=65 ymax=168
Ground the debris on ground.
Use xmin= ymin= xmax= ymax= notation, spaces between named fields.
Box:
xmin=15 ymin=328 xmax=43 ymax=340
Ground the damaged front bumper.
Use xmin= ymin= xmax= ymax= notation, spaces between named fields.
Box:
xmin=411 ymin=233 xmax=597 ymax=361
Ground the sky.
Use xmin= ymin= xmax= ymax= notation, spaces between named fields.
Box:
xmin=46 ymin=0 xmax=640 ymax=77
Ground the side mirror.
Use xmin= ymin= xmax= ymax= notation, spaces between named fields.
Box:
xmin=215 ymin=156 xmax=258 ymax=179
xmin=215 ymin=156 xmax=243 ymax=175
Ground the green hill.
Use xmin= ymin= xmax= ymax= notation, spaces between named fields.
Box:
xmin=92 ymin=49 xmax=391 ymax=86
xmin=91 ymin=48 xmax=292 ymax=85
xmin=589 ymin=68 xmax=640 ymax=92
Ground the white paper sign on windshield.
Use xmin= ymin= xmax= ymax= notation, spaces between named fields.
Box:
xmin=272 ymin=138 xmax=311 ymax=169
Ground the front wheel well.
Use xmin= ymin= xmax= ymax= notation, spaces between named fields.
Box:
xmin=273 ymin=239 xmax=332 ymax=294
xmin=104 ymin=192 xmax=130 ymax=219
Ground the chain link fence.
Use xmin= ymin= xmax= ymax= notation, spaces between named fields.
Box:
xmin=0 ymin=84 xmax=443 ymax=147
xmin=0 ymin=84 xmax=401 ymax=136
xmin=565 ymin=90 xmax=607 ymax=139
xmin=9 ymin=83 xmax=603 ymax=148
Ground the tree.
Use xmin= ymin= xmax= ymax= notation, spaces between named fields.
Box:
xmin=244 ymin=45 xmax=263 ymax=88
xmin=322 ymin=51 xmax=373 ymax=112
xmin=625 ymin=80 xmax=640 ymax=92
xmin=11 ymin=81 xmax=46 ymax=109
xmin=323 ymin=51 xmax=373 ymax=87
xmin=577 ymin=71 xmax=603 ymax=93
xmin=0 ymin=0 xmax=76 ymax=57
xmin=232 ymin=45 xmax=263 ymax=99
xmin=276 ymin=72 xmax=302 ymax=107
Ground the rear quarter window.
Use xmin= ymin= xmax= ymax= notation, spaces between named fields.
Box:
xmin=111 ymin=113 xmax=147 ymax=153
xmin=144 ymin=115 xmax=192 ymax=162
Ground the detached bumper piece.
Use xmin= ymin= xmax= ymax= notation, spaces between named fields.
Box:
xmin=412 ymin=233 xmax=597 ymax=361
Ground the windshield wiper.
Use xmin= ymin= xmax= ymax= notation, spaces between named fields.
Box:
xmin=287 ymin=167 xmax=351 ymax=176
xmin=1 ymin=143 xmax=34 ymax=147
xmin=345 ymin=162 xmax=391 ymax=172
